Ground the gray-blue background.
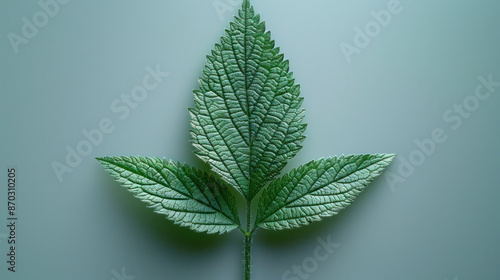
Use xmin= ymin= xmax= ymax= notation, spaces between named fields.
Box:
xmin=1 ymin=0 xmax=499 ymax=279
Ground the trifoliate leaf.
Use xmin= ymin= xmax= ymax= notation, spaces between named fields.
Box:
xmin=189 ymin=0 xmax=306 ymax=199
xmin=255 ymin=154 xmax=395 ymax=230
xmin=96 ymin=156 xmax=241 ymax=234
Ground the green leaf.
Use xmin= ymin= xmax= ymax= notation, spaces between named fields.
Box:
xmin=96 ymin=156 xmax=241 ymax=234
xmin=255 ymin=154 xmax=395 ymax=230
xmin=189 ymin=0 xmax=306 ymax=199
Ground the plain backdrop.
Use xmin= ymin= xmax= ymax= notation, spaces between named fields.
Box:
xmin=1 ymin=0 xmax=499 ymax=279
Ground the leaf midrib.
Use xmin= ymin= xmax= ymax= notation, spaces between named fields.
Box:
xmin=244 ymin=0 xmax=253 ymax=202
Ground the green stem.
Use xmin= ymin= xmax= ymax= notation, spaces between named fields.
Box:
xmin=244 ymin=233 xmax=253 ymax=280
xmin=244 ymin=199 xmax=253 ymax=280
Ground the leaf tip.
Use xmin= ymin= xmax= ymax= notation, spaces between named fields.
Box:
xmin=95 ymin=156 xmax=108 ymax=163
xmin=383 ymin=153 xmax=397 ymax=162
